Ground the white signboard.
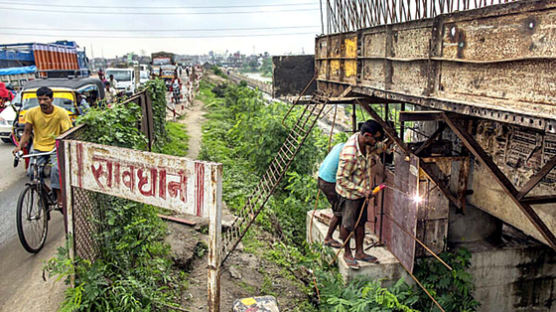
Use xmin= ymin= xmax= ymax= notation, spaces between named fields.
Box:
xmin=67 ymin=140 xmax=222 ymax=218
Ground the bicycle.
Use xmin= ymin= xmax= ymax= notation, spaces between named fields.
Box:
xmin=13 ymin=149 xmax=60 ymax=253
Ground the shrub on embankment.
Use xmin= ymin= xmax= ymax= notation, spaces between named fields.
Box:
xmin=46 ymin=78 xmax=188 ymax=311
xmin=198 ymin=78 xmax=343 ymax=244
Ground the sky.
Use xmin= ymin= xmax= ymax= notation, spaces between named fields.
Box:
xmin=1 ymin=0 xmax=324 ymax=58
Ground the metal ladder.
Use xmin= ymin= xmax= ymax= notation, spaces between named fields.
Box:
xmin=220 ymin=91 xmax=329 ymax=265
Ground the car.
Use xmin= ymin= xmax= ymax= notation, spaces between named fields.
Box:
xmin=0 ymin=102 xmax=17 ymax=143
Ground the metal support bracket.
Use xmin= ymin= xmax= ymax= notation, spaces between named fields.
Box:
xmin=414 ymin=123 xmax=446 ymax=155
xmin=516 ymin=155 xmax=556 ymax=200
xmin=441 ymin=112 xmax=556 ymax=250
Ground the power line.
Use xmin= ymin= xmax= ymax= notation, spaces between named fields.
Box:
xmin=0 ymin=6 xmax=319 ymax=15
xmin=0 ymin=31 xmax=317 ymax=39
xmin=0 ymin=25 xmax=319 ymax=32
xmin=0 ymin=1 xmax=317 ymax=9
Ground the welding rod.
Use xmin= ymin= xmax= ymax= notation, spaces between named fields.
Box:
xmin=383 ymin=213 xmax=452 ymax=271
xmin=390 ymin=251 xmax=446 ymax=312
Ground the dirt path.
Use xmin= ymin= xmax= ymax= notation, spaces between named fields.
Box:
xmin=179 ymin=99 xmax=206 ymax=160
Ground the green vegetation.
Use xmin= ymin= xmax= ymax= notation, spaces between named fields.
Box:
xmin=260 ymin=57 xmax=272 ymax=77
xmin=46 ymin=79 xmax=189 ymax=311
xmin=239 ymin=56 xmax=272 ymax=77
xmin=413 ymin=249 xmax=479 ymax=312
xmin=198 ymin=79 xmax=341 ymax=244
xmin=211 ymin=65 xmax=226 ymax=78
xmin=75 ymin=100 xmax=147 ymax=149
xmin=154 ymin=122 xmax=189 ymax=157
xmin=197 ymin=77 xmax=479 ymax=311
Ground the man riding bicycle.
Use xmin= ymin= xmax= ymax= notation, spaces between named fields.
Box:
xmin=13 ymin=86 xmax=72 ymax=208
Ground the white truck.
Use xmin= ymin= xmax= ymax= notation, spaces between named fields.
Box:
xmin=105 ymin=68 xmax=137 ymax=95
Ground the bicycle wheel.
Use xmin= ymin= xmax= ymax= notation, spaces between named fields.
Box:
xmin=16 ymin=185 xmax=48 ymax=253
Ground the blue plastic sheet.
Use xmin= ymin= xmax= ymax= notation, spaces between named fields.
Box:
xmin=0 ymin=65 xmax=36 ymax=76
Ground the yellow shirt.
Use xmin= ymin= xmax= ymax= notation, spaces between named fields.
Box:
xmin=25 ymin=106 xmax=72 ymax=151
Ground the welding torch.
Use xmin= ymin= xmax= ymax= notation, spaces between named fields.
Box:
xmin=367 ymin=183 xmax=386 ymax=198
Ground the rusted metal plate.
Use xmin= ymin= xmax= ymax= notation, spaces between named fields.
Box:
xmin=66 ymin=140 xmax=222 ymax=218
xmin=391 ymin=62 xmax=429 ymax=96
xmin=438 ymin=60 xmax=555 ymax=118
xmin=382 ymin=152 xmax=419 ymax=272
xmin=441 ymin=7 xmax=556 ymax=61
xmin=415 ymin=178 xmax=449 ymax=257
xmin=392 ymin=25 xmax=431 ymax=59
xmin=272 ymin=55 xmax=315 ymax=98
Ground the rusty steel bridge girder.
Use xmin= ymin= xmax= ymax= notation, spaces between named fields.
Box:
xmin=316 ymin=0 xmax=556 ymax=132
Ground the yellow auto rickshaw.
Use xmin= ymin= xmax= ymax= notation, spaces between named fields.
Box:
xmin=12 ymin=77 xmax=105 ymax=159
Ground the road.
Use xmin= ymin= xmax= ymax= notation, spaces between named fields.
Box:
xmin=0 ymin=142 xmax=66 ymax=311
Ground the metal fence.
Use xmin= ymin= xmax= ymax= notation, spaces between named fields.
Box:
xmin=325 ymin=0 xmax=519 ymax=34
xmin=57 ymin=125 xmax=103 ymax=263
xmin=70 ymin=188 xmax=106 ymax=262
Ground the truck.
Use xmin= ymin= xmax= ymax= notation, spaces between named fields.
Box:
xmin=0 ymin=41 xmax=90 ymax=87
xmin=105 ymin=68 xmax=137 ymax=95
xmin=151 ymin=51 xmax=176 ymax=89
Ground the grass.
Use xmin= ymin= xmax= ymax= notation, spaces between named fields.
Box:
xmin=154 ymin=121 xmax=189 ymax=156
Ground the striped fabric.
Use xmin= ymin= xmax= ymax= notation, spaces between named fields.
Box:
xmin=335 ymin=133 xmax=388 ymax=199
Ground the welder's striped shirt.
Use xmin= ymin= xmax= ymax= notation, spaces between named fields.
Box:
xmin=335 ymin=133 xmax=388 ymax=200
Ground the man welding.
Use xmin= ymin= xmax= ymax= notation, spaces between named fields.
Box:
xmin=336 ymin=120 xmax=391 ymax=269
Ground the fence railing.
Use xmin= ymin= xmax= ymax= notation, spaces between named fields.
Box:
xmin=325 ymin=0 xmax=519 ymax=34
xmin=227 ymin=72 xmax=273 ymax=95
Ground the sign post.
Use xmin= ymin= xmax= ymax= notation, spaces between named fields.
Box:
xmin=208 ymin=165 xmax=222 ymax=312
xmin=62 ymin=140 xmax=223 ymax=310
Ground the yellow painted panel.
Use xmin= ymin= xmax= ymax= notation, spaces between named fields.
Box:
xmin=330 ymin=60 xmax=340 ymax=78
xmin=344 ymin=37 xmax=357 ymax=58
xmin=345 ymin=60 xmax=357 ymax=78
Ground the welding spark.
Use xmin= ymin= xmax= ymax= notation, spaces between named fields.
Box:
xmin=412 ymin=193 xmax=423 ymax=204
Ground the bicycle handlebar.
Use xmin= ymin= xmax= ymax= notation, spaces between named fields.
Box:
xmin=13 ymin=148 xmax=57 ymax=168
xmin=20 ymin=148 xmax=57 ymax=159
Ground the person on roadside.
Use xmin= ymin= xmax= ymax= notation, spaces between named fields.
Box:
xmin=5 ymin=83 xmax=16 ymax=99
xmin=13 ymin=87 xmax=72 ymax=208
xmin=317 ymin=142 xmax=346 ymax=248
xmin=76 ymin=93 xmax=90 ymax=115
xmin=108 ymin=74 xmax=118 ymax=90
xmin=103 ymin=81 xmax=117 ymax=107
xmin=169 ymin=73 xmax=182 ymax=104
xmin=336 ymin=120 xmax=391 ymax=269
xmin=0 ymin=82 xmax=15 ymax=113
xmin=98 ymin=68 xmax=105 ymax=83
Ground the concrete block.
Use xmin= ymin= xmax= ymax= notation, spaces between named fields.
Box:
xmin=458 ymin=229 xmax=556 ymax=312
xmin=307 ymin=209 xmax=411 ymax=286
